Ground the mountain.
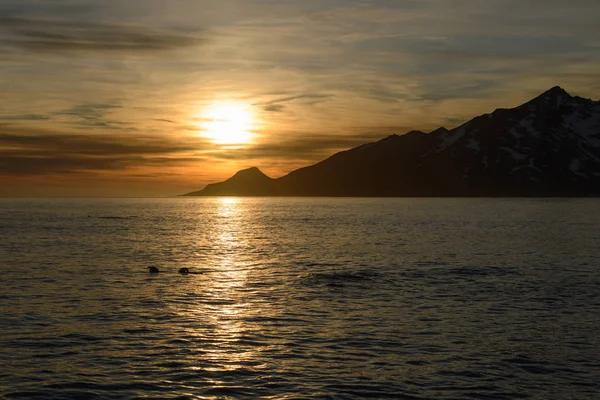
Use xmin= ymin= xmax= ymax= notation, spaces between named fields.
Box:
xmin=184 ymin=167 xmax=275 ymax=196
xmin=183 ymin=87 xmax=600 ymax=197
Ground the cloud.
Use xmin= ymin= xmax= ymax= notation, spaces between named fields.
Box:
xmin=212 ymin=131 xmax=396 ymax=161
xmin=52 ymin=103 xmax=131 ymax=130
xmin=0 ymin=125 xmax=208 ymax=175
xmin=0 ymin=114 xmax=50 ymax=121
xmin=410 ymin=80 xmax=503 ymax=102
xmin=260 ymin=94 xmax=333 ymax=105
xmin=222 ymin=0 xmax=600 ymax=107
xmin=263 ymin=104 xmax=286 ymax=112
xmin=0 ymin=16 xmax=204 ymax=54
xmin=255 ymin=93 xmax=333 ymax=112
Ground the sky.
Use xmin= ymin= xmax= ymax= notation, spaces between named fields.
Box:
xmin=1 ymin=0 xmax=599 ymax=197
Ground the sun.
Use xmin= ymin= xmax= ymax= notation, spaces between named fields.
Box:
xmin=202 ymin=102 xmax=254 ymax=145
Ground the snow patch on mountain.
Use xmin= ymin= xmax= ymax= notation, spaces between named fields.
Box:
xmin=501 ymin=146 xmax=528 ymax=161
xmin=466 ymin=138 xmax=480 ymax=152
xmin=569 ymin=158 xmax=588 ymax=178
xmin=439 ymin=125 xmax=467 ymax=151
xmin=512 ymin=158 xmax=541 ymax=176
xmin=562 ymin=109 xmax=600 ymax=133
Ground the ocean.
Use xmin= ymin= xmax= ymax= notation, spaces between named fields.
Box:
xmin=1 ymin=198 xmax=599 ymax=399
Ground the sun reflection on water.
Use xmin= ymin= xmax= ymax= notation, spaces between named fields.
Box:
xmin=191 ymin=198 xmax=259 ymax=372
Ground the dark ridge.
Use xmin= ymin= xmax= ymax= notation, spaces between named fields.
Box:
xmin=183 ymin=87 xmax=600 ymax=197
xmin=232 ymin=166 xmax=268 ymax=178
xmin=429 ymin=127 xmax=450 ymax=135
xmin=542 ymin=86 xmax=570 ymax=97
xmin=183 ymin=167 xmax=275 ymax=196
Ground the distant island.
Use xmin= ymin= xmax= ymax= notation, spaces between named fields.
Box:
xmin=183 ymin=87 xmax=600 ymax=197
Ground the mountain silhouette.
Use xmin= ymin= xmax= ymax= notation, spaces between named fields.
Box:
xmin=183 ymin=87 xmax=600 ymax=197
xmin=185 ymin=167 xmax=275 ymax=196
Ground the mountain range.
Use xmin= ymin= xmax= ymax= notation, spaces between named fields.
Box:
xmin=183 ymin=87 xmax=600 ymax=197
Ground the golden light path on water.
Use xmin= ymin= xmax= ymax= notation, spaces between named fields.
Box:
xmin=177 ymin=198 xmax=270 ymax=381
xmin=205 ymin=199 xmax=246 ymax=371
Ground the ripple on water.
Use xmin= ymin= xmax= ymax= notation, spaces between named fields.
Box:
xmin=1 ymin=198 xmax=600 ymax=399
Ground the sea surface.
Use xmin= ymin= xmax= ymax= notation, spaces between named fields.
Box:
xmin=1 ymin=198 xmax=599 ymax=399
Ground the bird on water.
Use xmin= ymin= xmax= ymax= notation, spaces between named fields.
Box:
xmin=148 ymin=266 xmax=159 ymax=273
xmin=178 ymin=267 xmax=190 ymax=274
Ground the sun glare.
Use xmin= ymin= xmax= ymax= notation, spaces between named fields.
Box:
xmin=202 ymin=102 xmax=254 ymax=145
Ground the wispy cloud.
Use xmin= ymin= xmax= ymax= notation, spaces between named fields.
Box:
xmin=52 ymin=103 xmax=130 ymax=130
xmin=255 ymin=94 xmax=333 ymax=112
xmin=263 ymin=104 xmax=286 ymax=113
xmin=0 ymin=114 xmax=50 ymax=121
xmin=212 ymin=131 xmax=393 ymax=161
xmin=0 ymin=125 xmax=208 ymax=175
xmin=0 ymin=16 xmax=204 ymax=54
